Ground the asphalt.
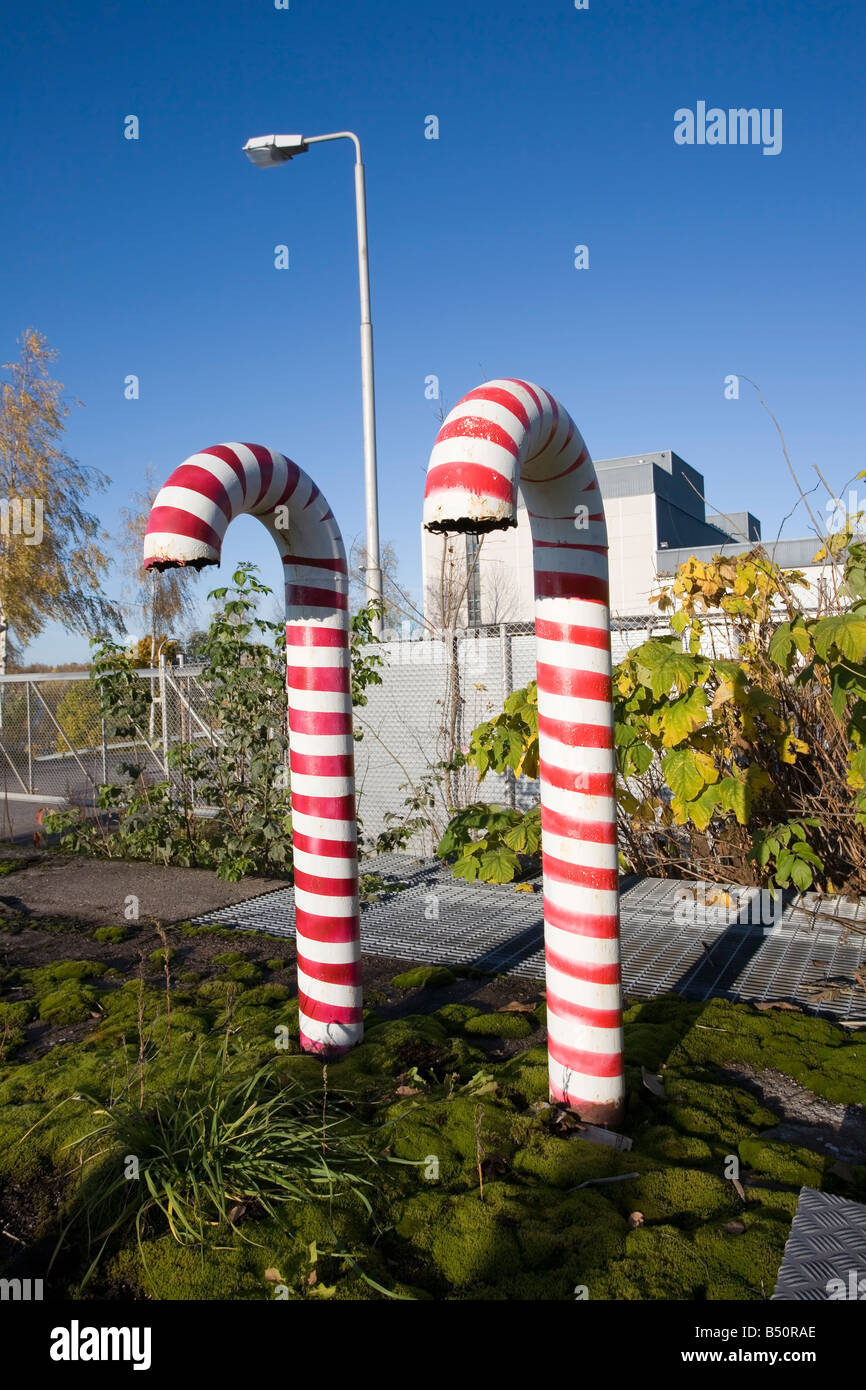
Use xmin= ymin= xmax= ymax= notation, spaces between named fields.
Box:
xmin=0 ymin=853 xmax=285 ymax=927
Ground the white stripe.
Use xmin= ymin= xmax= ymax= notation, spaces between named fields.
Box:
xmin=543 ymin=832 xmax=618 ymax=872
xmin=547 ymin=1057 xmax=624 ymax=1106
xmin=535 ymin=639 xmax=610 ymax=674
xmin=445 ymin=397 xmax=525 ymax=444
xmin=296 ymin=967 xmax=359 ymax=1008
xmin=534 ymin=547 xmax=609 ymax=583
xmin=295 ymin=934 xmax=360 ymax=965
xmin=546 ymin=1008 xmax=623 ymax=1056
xmin=542 ymin=895 xmax=622 ymax=939
xmin=290 ymin=808 xmax=356 ymax=840
xmin=538 ymin=736 xmax=614 ymax=780
xmin=288 ymin=688 xmax=352 ymax=713
xmin=540 ymin=781 xmax=615 ymax=819
xmin=545 ymin=962 xmax=621 ymax=1013
xmin=143 ymin=531 xmax=216 ymax=564
xmin=294 ymin=885 xmax=358 ymax=918
xmin=284 ymin=562 xmax=346 ymax=591
xmin=289 ymin=772 xmax=354 ymax=798
xmin=298 ymin=1013 xmax=363 ymax=1049
xmin=286 ymin=645 xmax=349 ymax=669
xmin=289 ymin=730 xmax=350 ymax=756
xmin=292 ymin=845 xmax=357 ymax=879
xmin=152 ymin=485 xmax=229 ymax=535
xmin=534 ymin=596 xmax=611 ymax=628
xmin=536 ymin=691 xmax=613 ymax=727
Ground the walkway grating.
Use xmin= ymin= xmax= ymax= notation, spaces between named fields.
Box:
xmin=191 ymin=856 xmax=866 ymax=1021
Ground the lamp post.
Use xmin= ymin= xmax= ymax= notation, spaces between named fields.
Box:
xmin=243 ymin=132 xmax=383 ymax=633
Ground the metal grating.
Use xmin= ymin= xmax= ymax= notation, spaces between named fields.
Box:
xmin=191 ymin=860 xmax=866 ymax=1020
xmin=772 ymin=1188 xmax=866 ymax=1300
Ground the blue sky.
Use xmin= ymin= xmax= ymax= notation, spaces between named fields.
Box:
xmin=1 ymin=0 xmax=863 ymax=662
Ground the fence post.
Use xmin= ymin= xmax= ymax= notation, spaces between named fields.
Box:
xmin=158 ymin=653 xmax=169 ymax=771
xmin=25 ymin=680 xmax=33 ymax=794
xmin=499 ymin=623 xmax=516 ymax=810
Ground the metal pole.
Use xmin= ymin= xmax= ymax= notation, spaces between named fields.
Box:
xmin=26 ymin=680 xmax=33 ymax=794
xmin=306 ymin=132 xmax=383 ymax=636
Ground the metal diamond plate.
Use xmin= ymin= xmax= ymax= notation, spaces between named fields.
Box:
xmin=772 ymin=1188 xmax=866 ymax=1300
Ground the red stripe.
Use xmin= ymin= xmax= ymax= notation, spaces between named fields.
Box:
xmin=425 ymin=462 xmax=514 ymax=505
xmin=244 ymin=443 xmax=274 ymax=503
xmin=534 ymin=570 xmax=610 ymax=604
xmin=537 ymin=714 xmax=613 ymax=749
xmin=286 ymin=625 xmax=348 ymax=648
xmin=162 ymin=464 xmax=233 ymax=519
xmin=544 ymin=896 xmax=619 ymax=939
xmin=535 ymin=618 xmax=609 ymax=650
xmin=536 ymin=663 xmax=611 ymax=702
xmin=459 ymin=386 xmax=530 ymax=431
xmin=292 ymin=830 xmax=357 ymax=859
xmin=290 ymin=752 xmax=354 ymax=778
xmin=286 ymin=585 xmax=348 ymax=611
xmin=437 ymin=415 xmax=520 ymax=458
xmin=544 ymin=852 xmax=618 ymax=892
xmin=291 ymin=792 xmax=355 ymax=819
xmin=145 ymin=506 xmax=222 ymax=553
xmin=544 ymin=950 xmax=621 ymax=986
xmin=540 ymin=789 xmax=615 ymax=830
xmin=547 ymin=1033 xmax=623 ymax=1078
xmin=546 ymin=990 xmax=621 ymax=1031
xmin=270 ymin=456 xmax=302 ymax=505
xmin=294 ymin=867 xmax=357 ymax=896
xmin=287 ymin=665 xmax=350 ymax=693
xmin=298 ymin=992 xmax=363 ymax=1026
xmin=289 ymin=708 xmax=352 ymax=736
xmin=295 ymin=907 xmax=360 ymax=943
xmin=200 ymin=444 xmax=248 ymax=496
xmin=282 ymin=553 xmax=348 ymax=574
xmin=536 ymin=792 xmax=616 ymax=843
xmin=296 ymin=953 xmax=361 ymax=987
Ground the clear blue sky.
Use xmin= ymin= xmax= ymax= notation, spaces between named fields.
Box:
xmin=1 ymin=0 xmax=863 ymax=662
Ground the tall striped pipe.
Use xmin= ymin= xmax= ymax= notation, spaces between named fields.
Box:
xmin=143 ymin=443 xmax=362 ymax=1058
xmin=423 ymin=381 xmax=624 ymax=1125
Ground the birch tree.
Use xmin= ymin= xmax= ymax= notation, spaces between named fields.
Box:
xmin=0 ymin=329 xmax=120 ymax=673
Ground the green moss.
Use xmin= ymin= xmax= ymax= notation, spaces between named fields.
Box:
xmin=611 ymin=1168 xmax=734 ymax=1226
xmin=464 ymin=1012 xmax=533 ymax=1039
xmin=92 ymin=926 xmax=127 ymax=944
xmin=39 ymin=981 xmax=100 ymax=1025
xmin=738 ymin=1137 xmax=826 ymax=1187
xmin=391 ymin=965 xmax=455 ymax=990
xmin=29 ymin=959 xmax=106 ymax=991
xmin=265 ymin=958 xmax=288 ymax=972
xmin=234 ymin=983 xmax=292 ymax=1008
xmin=432 ymin=1003 xmax=483 ymax=1034
xmin=636 ymin=1124 xmax=714 ymax=1164
xmin=148 ymin=947 xmax=177 ymax=966
xmin=495 ymin=1047 xmax=550 ymax=1102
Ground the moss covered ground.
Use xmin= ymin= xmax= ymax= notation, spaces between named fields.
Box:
xmin=0 ymin=911 xmax=864 ymax=1301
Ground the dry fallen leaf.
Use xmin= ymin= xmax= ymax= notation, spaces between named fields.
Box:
xmin=731 ymin=1178 xmax=746 ymax=1202
xmin=628 ymin=1211 xmax=644 ymax=1229
xmin=754 ymin=1001 xmax=801 ymax=1012
xmin=264 ymin=1267 xmax=283 ymax=1284
xmin=500 ymin=1001 xmax=536 ymax=1013
xmin=513 ymin=883 xmax=534 ymax=893
xmin=395 ymin=1086 xmax=422 ymax=1097
xmin=307 ymin=1269 xmax=317 ymax=1286
xmin=723 ymin=1220 xmax=745 ymax=1236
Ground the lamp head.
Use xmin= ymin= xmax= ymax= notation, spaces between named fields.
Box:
xmin=243 ymin=134 xmax=308 ymax=166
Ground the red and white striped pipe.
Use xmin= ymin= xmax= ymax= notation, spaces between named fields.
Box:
xmin=423 ymin=381 xmax=624 ymax=1126
xmin=143 ymin=443 xmax=362 ymax=1058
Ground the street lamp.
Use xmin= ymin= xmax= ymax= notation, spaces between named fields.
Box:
xmin=242 ymin=131 xmax=383 ymax=633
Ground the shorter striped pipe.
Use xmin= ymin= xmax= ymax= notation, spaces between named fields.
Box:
xmin=144 ymin=443 xmax=362 ymax=1057
xmin=424 ymin=381 xmax=625 ymax=1125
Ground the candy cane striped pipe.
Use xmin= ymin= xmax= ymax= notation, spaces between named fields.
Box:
xmin=424 ymin=381 xmax=624 ymax=1126
xmin=143 ymin=443 xmax=362 ymax=1058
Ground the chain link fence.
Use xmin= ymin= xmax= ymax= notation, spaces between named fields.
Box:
xmin=0 ymin=614 xmax=682 ymax=849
